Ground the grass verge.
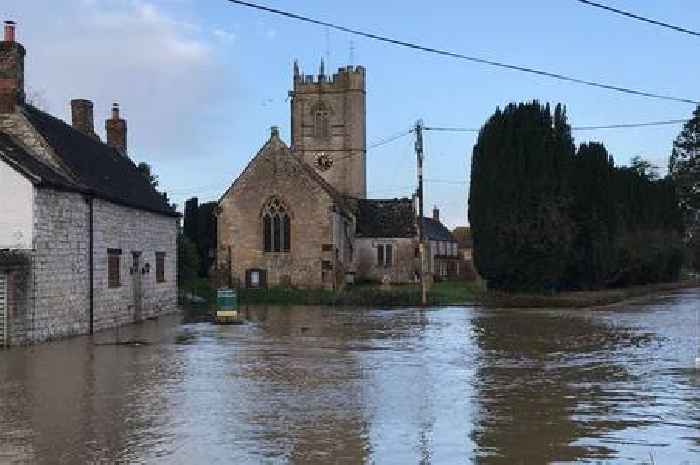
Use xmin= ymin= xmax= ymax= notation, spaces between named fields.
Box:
xmin=478 ymin=279 xmax=700 ymax=308
xmin=182 ymin=279 xmax=481 ymax=308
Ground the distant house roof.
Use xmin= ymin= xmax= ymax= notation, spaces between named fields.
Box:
xmin=452 ymin=226 xmax=472 ymax=248
xmin=355 ymin=198 xmax=416 ymax=238
xmin=1 ymin=105 xmax=178 ymax=217
xmin=421 ymin=217 xmax=457 ymax=242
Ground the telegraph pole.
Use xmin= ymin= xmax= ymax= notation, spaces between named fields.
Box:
xmin=415 ymin=119 xmax=427 ymax=305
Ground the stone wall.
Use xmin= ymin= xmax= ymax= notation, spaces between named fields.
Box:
xmin=0 ymin=251 xmax=32 ymax=346
xmin=1 ymin=188 xmax=177 ymax=346
xmin=218 ymin=134 xmax=347 ymax=289
xmin=30 ymin=188 xmax=91 ymax=342
xmin=91 ymin=198 xmax=178 ymax=331
xmin=354 ymin=237 xmax=417 ymax=284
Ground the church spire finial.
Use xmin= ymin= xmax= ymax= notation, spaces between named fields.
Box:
xmin=293 ymin=59 xmax=300 ymax=77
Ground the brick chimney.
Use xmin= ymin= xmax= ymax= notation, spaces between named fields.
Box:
xmin=71 ymin=99 xmax=97 ymax=138
xmin=105 ymin=103 xmax=127 ymax=155
xmin=0 ymin=20 xmax=26 ymax=113
xmin=433 ymin=206 xmax=440 ymax=222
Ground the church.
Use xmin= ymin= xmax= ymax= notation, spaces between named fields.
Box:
xmin=217 ymin=62 xmax=459 ymax=289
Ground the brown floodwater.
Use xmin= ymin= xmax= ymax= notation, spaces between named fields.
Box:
xmin=1 ymin=290 xmax=699 ymax=464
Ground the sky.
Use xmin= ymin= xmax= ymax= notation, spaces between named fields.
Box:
xmin=3 ymin=0 xmax=699 ymax=228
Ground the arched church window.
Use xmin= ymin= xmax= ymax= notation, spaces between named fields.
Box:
xmin=262 ymin=197 xmax=291 ymax=253
xmin=314 ymin=109 xmax=329 ymax=138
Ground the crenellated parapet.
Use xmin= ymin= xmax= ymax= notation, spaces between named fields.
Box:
xmin=293 ymin=62 xmax=366 ymax=93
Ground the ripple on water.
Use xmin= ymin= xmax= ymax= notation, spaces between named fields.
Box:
xmin=0 ymin=295 xmax=699 ymax=464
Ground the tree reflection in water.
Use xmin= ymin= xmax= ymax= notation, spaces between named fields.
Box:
xmin=470 ymin=310 xmax=655 ymax=464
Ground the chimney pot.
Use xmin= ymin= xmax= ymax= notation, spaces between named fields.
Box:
xmin=106 ymin=102 xmax=127 ymax=156
xmin=0 ymin=20 xmax=25 ymax=113
xmin=270 ymin=126 xmax=280 ymax=138
xmin=433 ymin=206 xmax=440 ymax=222
xmin=4 ymin=21 xmax=16 ymax=43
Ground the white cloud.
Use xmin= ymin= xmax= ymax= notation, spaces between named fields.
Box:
xmin=6 ymin=0 xmax=231 ymax=161
xmin=212 ymin=28 xmax=236 ymax=42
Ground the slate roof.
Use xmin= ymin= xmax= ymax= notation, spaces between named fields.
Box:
xmin=0 ymin=132 xmax=75 ymax=189
xmin=2 ymin=105 xmax=178 ymax=217
xmin=421 ymin=217 xmax=457 ymax=242
xmin=355 ymin=198 xmax=416 ymax=238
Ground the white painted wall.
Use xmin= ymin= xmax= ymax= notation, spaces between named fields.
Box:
xmin=0 ymin=160 xmax=33 ymax=249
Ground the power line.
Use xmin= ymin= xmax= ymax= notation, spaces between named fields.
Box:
xmin=574 ymin=0 xmax=700 ymax=38
xmin=333 ymin=128 xmax=413 ymax=162
xmin=425 ymin=126 xmax=479 ymax=133
xmin=225 ymin=0 xmax=700 ymax=105
xmin=572 ymin=118 xmax=689 ymax=131
xmin=425 ymin=178 xmax=468 ymax=185
xmin=368 ymin=128 xmax=413 ymax=149
xmin=424 ymin=118 xmax=689 ymax=133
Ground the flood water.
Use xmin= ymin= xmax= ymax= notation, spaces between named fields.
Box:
xmin=1 ymin=291 xmax=700 ymax=464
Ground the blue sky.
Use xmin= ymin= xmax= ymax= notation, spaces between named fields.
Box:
xmin=4 ymin=0 xmax=699 ymax=227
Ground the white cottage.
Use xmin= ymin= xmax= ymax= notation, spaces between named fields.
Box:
xmin=0 ymin=21 xmax=178 ymax=346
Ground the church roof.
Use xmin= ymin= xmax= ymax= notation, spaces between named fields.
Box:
xmin=2 ymin=105 xmax=178 ymax=217
xmin=355 ymin=198 xmax=416 ymax=238
xmin=220 ymin=128 xmax=354 ymax=216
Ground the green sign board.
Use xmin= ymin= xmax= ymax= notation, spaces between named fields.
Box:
xmin=217 ymin=288 xmax=238 ymax=310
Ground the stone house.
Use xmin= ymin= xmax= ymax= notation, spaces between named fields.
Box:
xmin=0 ymin=22 xmax=178 ymax=346
xmin=452 ymin=226 xmax=473 ymax=261
xmin=217 ymin=61 xmax=459 ymax=289
xmin=353 ymin=198 xmax=418 ymax=284
xmin=423 ymin=208 xmax=461 ymax=280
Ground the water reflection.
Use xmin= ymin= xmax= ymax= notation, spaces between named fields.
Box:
xmin=0 ymin=292 xmax=698 ymax=464
xmin=0 ymin=319 xmax=185 ymax=464
xmin=470 ymin=312 xmax=649 ymax=463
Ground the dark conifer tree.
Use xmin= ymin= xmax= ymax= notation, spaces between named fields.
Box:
xmin=566 ymin=142 xmax=617 ymax=289
xmin=670 ymin=105 xmax=700 ymax=269
xmin=469 ymin=101 xmax=575 ymax=291
xmin=470 ymin=102 xmax=685 ymax=292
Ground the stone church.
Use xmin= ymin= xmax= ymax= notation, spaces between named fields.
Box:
xmin=218 ymin=62 xmax=459 ymax=289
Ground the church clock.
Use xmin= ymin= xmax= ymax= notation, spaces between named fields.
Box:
xmin=314 ymin=152 xmax=334 ymax=172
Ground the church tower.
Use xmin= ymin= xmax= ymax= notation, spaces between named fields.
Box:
xmin=290 ymin=60 xmax=367 ymax=198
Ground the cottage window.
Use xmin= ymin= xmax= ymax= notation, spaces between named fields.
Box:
xmin=377 ymin=244 xmax=393 ymax=268
xmin=156 ymin=252 xmax=166 ymax=283
xmin=108 ymin=249 xmax=121 ymax=288
xmin=263 ymin=198 xmax=291 ymax=253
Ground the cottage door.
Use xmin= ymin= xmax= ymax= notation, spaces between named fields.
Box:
xmin=0 ymin=272 xmax=6 ymax=347
xmin=132 ymin=252 xmax=143 ymax=321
